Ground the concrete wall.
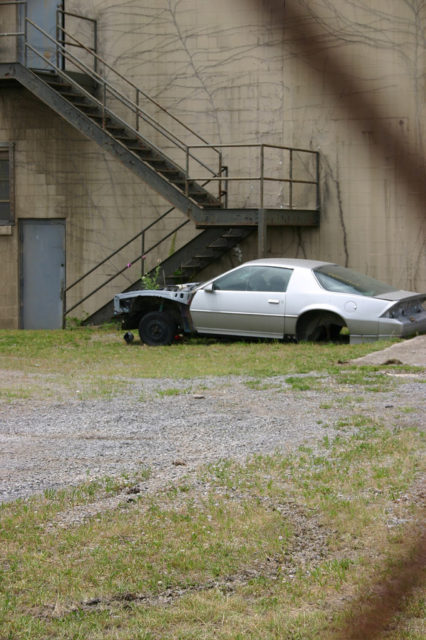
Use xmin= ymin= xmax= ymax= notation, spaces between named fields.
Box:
xmin=0 ymin=0 xmax=424 ymax=327
xmin=67 ymin=0 xmax=426 ymax=288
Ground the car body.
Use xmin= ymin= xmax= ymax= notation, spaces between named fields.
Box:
xmin=114 ymin=258 xmax=426 ymax=345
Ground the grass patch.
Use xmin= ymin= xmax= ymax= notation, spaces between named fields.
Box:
xmin=285 ymin=375 xmax=324 ymax=391
xmin=0 ymin=328 xmax=404 ymax=401
xmin=0 ymin=328 xmax=424 ymax=636
xmin=0 ymin=387 xmax=34 ymax=401
xmin=157 ymin=387 xmax=191 ymax=397
xmin=0 ymin=418 xmax=423 ymax=639
xmin=335 ymin=367 xmax=394 ymax=392
xmin=244 ymin=378 xmax=282 ymax=391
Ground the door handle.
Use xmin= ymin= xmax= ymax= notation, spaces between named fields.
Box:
xmin=268 ymin=299 xmax=280 ymax=304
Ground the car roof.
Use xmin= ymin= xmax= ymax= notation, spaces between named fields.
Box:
xmin=242 ymin=258 xmax=333 ymax=269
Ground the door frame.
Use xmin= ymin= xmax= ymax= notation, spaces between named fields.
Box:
xmin=19 ymin=0 xmax=62 ymax=69
xmin=19 ymin=218 xmax=66 ymax=329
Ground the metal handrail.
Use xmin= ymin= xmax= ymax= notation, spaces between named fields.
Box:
xmin=65 ymin=218 xmax=190 ymax=316
xmin=65 ymin=205 xmax=176 ymax=293
xmin=23 ymin=18 xmax=222 ymax=180
xmin=3 ymin=2 xmax=211 ymax=160
xmin=64 ymin=162 xmax=229 ymax=315
xmin=65 ymin=166 xmax=229 ymax=297
xmin=24 ymin=38 xmax=188 ymax=164
xmin=24 ymin=21 xmax=185 ymax=151
xmin=186 ymin=143 xmax=320 ymax=210
xmin=0 ymin=1 xmax=222 ymax=179
xmin=55 ymin=23 xmax=215 ymax=150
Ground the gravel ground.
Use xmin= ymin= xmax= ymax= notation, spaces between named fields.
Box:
xmin=1 ymin=369 xmax=424 ymax=506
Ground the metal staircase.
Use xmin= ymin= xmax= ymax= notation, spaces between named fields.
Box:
xmin=0 ymin=4 xmax=320 ymax=324
xmin=72 ymin=226 xmax=253 ymax=326
xmin=33 ymin=69 xmax=223 ymax=211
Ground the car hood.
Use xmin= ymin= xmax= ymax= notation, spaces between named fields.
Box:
xmin=375 ymin=290 xmax=425 ymax=302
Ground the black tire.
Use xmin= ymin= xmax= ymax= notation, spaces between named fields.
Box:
xmin=138 ymin=311 xmax=176 ymax=346
xmin=297 ymin=312 xmax=347 ymax=343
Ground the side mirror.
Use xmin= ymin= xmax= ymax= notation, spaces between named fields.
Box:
xmin=204 ymin=282 xmax=215 ymax=293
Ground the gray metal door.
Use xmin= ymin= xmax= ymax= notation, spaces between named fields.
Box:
xmin=20 ymin=219 xmax=65 ymax=329
xmin=21 ymin=0 xmax=59 ymax=69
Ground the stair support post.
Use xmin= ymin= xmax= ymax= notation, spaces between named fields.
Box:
xmin=141 ymin=231 xmax=145 ymax=276
xmin=23 ymin=3 xmax=28 ymax=67
xmin=135 ymin=88 xmax=140 ymax=131
xmin=185 ymin=146 xmax=189 ymax=198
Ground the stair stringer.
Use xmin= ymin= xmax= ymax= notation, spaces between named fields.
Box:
xmin=9 ymin=63 xmax=208 ymax=220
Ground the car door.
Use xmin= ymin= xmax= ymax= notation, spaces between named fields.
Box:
xmin=190 ymin=265 xmax=292 ymax=338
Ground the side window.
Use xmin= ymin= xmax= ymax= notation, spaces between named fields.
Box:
xmin=0 ymin=144 xmax=14 ymax=225
xmin=248 ymin=266 xmax=293 ymax=292
xmin=213 ymin=266 xmax=293 ymax=292
xmin=262 ymin=267 xmax=292 ymax=292
xmin=213 ymin=266 xmax=253 ymax=290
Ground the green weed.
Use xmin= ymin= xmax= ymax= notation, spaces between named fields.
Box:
xmin=157 ymin=387 xmax=190 ymax=397
xmin=285 ymin=375 xmax=324 ymax=391
xmin=0 ymin=419 xmax=423 ymax=639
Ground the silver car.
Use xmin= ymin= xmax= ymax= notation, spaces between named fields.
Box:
xmin=114 ymin=258 xmax=426 ymax=345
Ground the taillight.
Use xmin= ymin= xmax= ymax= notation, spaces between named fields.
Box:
xmin=382 ymin=298 xmax=426 ymax=319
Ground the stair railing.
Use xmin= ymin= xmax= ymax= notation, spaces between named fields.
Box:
xmin=186 ymin=143 xmax=320 ymax=210
xmin=65 ymin=163 xmax=229 ymax=318
xmin=55 ymin=24 xmax=211 ymax=146
xmin=64 ymin=210 xmax=191 ymax=317
xmin=22 ymin=17 xmax=223 ymax=196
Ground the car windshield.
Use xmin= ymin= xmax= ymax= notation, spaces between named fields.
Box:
xmin=314 ymin=265 xmax=395 ymax=297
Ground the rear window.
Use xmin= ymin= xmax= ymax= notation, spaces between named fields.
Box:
xmin=314 ymin=265 xmax=394 ymax=297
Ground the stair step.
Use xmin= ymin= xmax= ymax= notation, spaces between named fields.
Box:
xmin=137 ymin=151 xmax=161 ymax=160
xmin=163 ymin=176 xmax=185 ymax=183
xmin=115 ymin=133 xmax=139 ymax=142
xmin=222 ymin=230 xmax=246 ymax=238
xmin=46 ymin=80 xmax=73 ymax=90
xmin=137 ymin=152 xmax=157 ymax=160
xmin=193 ymin=251 xmax=220 ymax=259
xmin=105 ymin=122 xmax=124 ymax=129
xmin=105 ymin=122 xmax=127 ymax=131
xmin=72 ymin=99 xmax=96 ymax=106
xmin=160 ymin=168 xmax=182 ymax=175
xmin=74 ymin=102 xmax=99 ymax=112
xmin=57 ymin=89 xmax=82 ymax=98
xmin=154 ymin=165 xmax=186 ymax=177
xmin=209 ymin=238 xmax=236 ymax=248
xmin=148 ymin=159 xmax=174 ymax=168
xmin=34 ymin=70 xmax=57 ymax=78
xmin=127 ymin=144 xmax=150 ymax=153
xmin=167 ymin=272 xmax=193 ymax=281
xmin=188 ymin=191 xmax=210 ymax=198
xmin=181 ymin=260 xmax=204 ymax=269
